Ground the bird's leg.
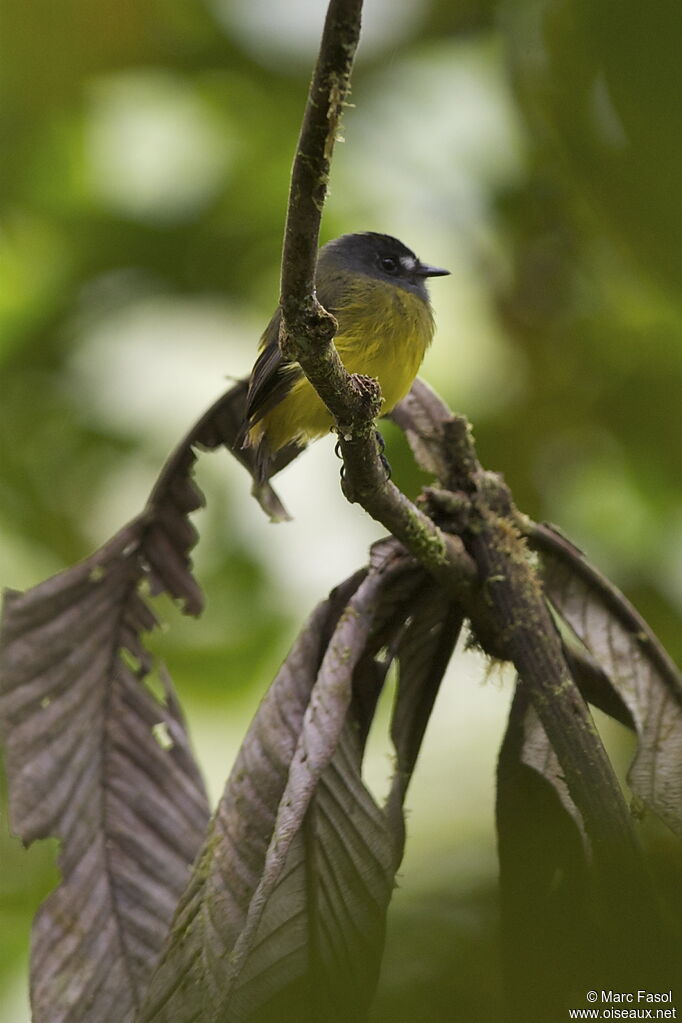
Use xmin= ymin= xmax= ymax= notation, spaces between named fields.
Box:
xmin=333 ymin=429 xmax=391 ymax=494
xmin=374 ymin=429 xmax=392 ymax=480
xmin=332 ymin=435 xmax=349 ymax=485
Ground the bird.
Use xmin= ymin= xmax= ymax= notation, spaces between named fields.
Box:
xmin=239 ymin=231 xmax=449 ymax=483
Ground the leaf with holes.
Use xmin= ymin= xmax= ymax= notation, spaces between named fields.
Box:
xmin=0 ymin=383 xmax=242 ymax=1021
xmin=0 ymin=521 xmax=211 ymax=1023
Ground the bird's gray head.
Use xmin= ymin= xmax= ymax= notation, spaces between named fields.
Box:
xmin=320 ymin=232 xmax=450 ymax=301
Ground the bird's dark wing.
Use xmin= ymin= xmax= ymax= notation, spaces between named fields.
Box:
xmin=243 ymin=257 xmax=347 ymax=433
xmin=243 ymin=308 xmax=303 ymax=429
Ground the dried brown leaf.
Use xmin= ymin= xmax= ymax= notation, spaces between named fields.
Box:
xmin=0 ymin=521 xmax=210 ymax=1023
xmin=139 ymin=544 xmax=457 ymax=1023
xmin=535 ymin=524 xmax=682 ymax=835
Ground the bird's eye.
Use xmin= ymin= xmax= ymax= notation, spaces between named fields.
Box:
xmin=380 ymin=255 xmax=399 ymax=274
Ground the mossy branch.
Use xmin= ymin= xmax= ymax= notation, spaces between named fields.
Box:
xmin=434 ymin=409 xmax=656 ymax=925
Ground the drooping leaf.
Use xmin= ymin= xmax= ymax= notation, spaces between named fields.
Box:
xmin=533 ymin=523 xmax=682 ymax=835
xmin=512 ymin=609 xmax=636 ymax=848
xmin=496 ymin=681 xmax=593 ymax=1023
xmin=0 ymin=520 xmax=211 ymax=1023
xmin=551 ymin=608 xmax=633 ymax=729
xmin=0 ymin=368 xmax=306 ymax=1023
xmin=170 ymin=381 xmax=300 ymax=523
xmin=511 ymin=685 xmax=585 ymax=838
xmin=248 ymin=571 xmax=463 ymax=1023
xmin=0 ymin=383 xmax=262 ymax=1019
xmin=498 ymin=669 xmax=680 ymax=1010
xmin=138 ymin=539 xmax=459 ymax=1023
xmin=385 ymin=587 xmax=464 ymax=863
xmin=389 ymin=378 xmax=454 ymax=481
xmin=137 ymin=555 xmax=399 ymax=1022
xmin=219 ymin=562 xmax=404 ymax=1023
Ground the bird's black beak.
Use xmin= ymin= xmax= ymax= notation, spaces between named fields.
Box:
xmin=416 ymin=262 xmax=450 ymax=278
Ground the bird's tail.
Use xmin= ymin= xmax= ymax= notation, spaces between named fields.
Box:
xmin=235 ymin=421 xmax=305 ymax=500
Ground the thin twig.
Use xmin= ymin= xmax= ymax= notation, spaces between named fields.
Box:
xmin=280 ymin=0 xmax=360 ymax=326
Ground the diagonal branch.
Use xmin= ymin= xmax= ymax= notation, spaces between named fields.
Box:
xmin=429 ymin=415 xmax=659 ymax=937
xmin=392 ymin=380 xmax=661 ymax=933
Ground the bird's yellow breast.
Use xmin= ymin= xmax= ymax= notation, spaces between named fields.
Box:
xmin=251 ymin=279 xmax=435 ymax=453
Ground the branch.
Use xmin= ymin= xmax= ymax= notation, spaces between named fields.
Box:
xmin=391 ymin=380 xmax=658 ymax=926
xmin=277 ymin=0 xmax=475 ymax=594
xmin=276 ymin=0 xmax=655 ymax=933
xmin=432 ymin=415 xmax=658 ymax=930
xmin=279 ymin=0 xmax=362 ymax=360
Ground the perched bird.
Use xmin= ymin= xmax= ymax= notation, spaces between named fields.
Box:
xmin=240 ymin=231 xmax=449 ymax=483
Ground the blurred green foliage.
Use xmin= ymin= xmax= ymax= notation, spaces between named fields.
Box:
xmin=1 ymin=0 xmax=681 ymax=1019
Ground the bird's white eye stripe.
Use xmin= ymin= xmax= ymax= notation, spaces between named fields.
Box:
xmin=400 ymin=255 xmax=417 ymax=272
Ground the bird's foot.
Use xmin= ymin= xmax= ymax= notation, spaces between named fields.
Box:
xmin=334 ymin=430 xmax=391 ymax=488
xmin=374 ymin=430 xmax=392 ymax=480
